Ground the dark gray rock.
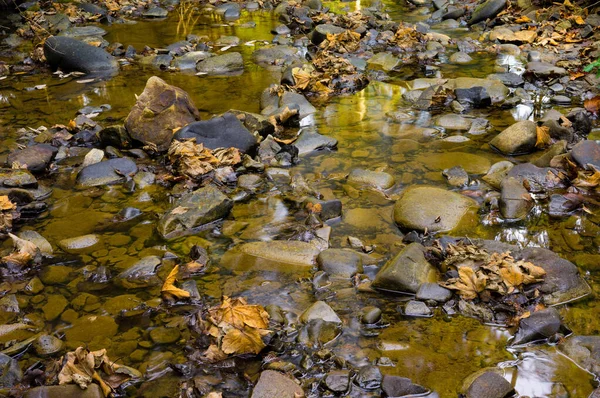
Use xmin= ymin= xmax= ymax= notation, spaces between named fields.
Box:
xmin=488 ymin=72 xmax=524 ymax=87
xmin=174 ymin=51 xmax=211 ymax=70
xmin=507 ymin=163 xmax=568 ymax=193
xmin=381 ymin=375 xmax=428 ymax=397
xmin=7 ymin=144 xmax=57 ymax=173
xmin=44 ymin=36 xmax=118 ymax=74
xmin=511 ymin=307 xmax=561 ymax=346
xmin=24 ymin=384 xmax=104 ymax=398
xmin=311 ymin=24 xmax=345 ymax=45
xmin=174 ymin=112 xmax=257 ymax=153
xmin=251 ymin=370 xmax=304 ymax=398
xmin=469 ymin=0 xmax=506 ymax=25
xmin=97 ymin=125 xmax=132 ymax=149
xmin=252 ymin=45 xmax=302 ymax=69
xmin=0 ymin=169 xmax=37 ymax=188
xmin=416 ymin=283 xmax=453 ymax=302
xmin=372 ymin=243 xmax=439 ymax=294
xmin=196 ymin=52 xmax=243 ymax=75
xmin=317 ymin=249 xmax=363 ymax=278
xmin=455 ymin=86 xmax=491 ymax=108
xmin=158 ymin=185 xmax=233 ymax=239
xmin=355 ymin=366 xmax=382 ymax=390
xmin=325 ymin=370 xmax=350 ymax=393
xmin=115 ymin=256 xmax=162 ymax=289
xmin=294 ymin=128 xmax=337 ymax=154
xmin=559 ymin=336 xmax=600 ymax=377
xmin=464 ymin=371 xmax=513 ymax=398
xmin=570 ymin=140 xmax=600 ymax=170
xmin=76 ymin=158 xmax=137 ymax=187
xmin=0 ymin=353 xmax=22 ymax=388
xmin=500 ymin=177 xmax=532 ymax=221
xmin=143 ymin=6 xmax=168 ymax=17
xmin=404 ymin=300 xmax=432 ymax=317
xmin=526 ymin=61 xmax=567 ymax=76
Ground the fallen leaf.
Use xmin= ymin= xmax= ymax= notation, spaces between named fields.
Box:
xmin=535 ymin=125 xmax=552 ymax=148
xmin=570 ymin=71 xmax=585 ymax=80
xmin=450 ymin=267 xmax=487 ymax=300
xmin=209 ymin=296 xmax=269 ymax=330
xmin=221 ymin=326 xmax=269 ymax=355
xmin=0 ymin=196 xmax=15 ymax=211
xmin=515 ymin=16 xmax=532 ymax=23
xmin=584 ymin=96 xmax=600 ymax=114
xmin=499 ymin=263 xmax=524 ymax=293
xmin=161 ymin=265 xmax=191 ymax=299
xmin=573 ymin=167 xmax=600 ymax=188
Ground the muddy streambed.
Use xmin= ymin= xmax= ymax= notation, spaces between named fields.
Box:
xmin=1 ymin=1 xmax=600 ymax=397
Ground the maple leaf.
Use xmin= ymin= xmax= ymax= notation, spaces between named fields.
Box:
xmin=221 ymin=326 xmax=269 ymax=355
xmin=585 ymin=96 xmax=600 ymax=114
xmin=535 ymin=125 xmax=552 ymax=148
xmin=161 ymin=265 xmax=191 ymax=299
xmin=499 ymin=262 xmax=524 ymax=293
xmin=209 ymin=296 xmax=269 ymax=330
xmin=0 ymin=196 xmax=15 ymax=211
xmin=450 ymin=267 xmax=487 ymax=300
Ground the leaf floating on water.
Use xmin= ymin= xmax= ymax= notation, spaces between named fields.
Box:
xmin=221 ymin=326 xmax=269 ymax=355
xmin=209 ymin=296 xmax=269 ymax=330
xmin=161 ymin=265 xmax=191 ymax=299
xmin=535 ymin=125 xmax=552 ymax=148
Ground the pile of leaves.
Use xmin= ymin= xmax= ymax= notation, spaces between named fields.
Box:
xmin=57 ymin=347 xmax=140 ymax=397
xmin=319 ymin=30 xmax=362 ymax=54
xmin=0 ymin=196 xmax=18 ymax=236
xmin=167 ymin=139 xmax=242 ymax=179
xmin=201 ymin=296 xmax=271 ymax=360
xmin=387 ymin=24 xmax=425 ymax=51
xmin=438 ymin=243 xmax=546 ymax=300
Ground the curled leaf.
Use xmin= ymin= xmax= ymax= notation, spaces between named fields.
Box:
xmin=161 ymin=265 xmax=191 ymax=299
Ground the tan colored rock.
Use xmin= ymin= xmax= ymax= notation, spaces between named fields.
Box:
xmin=125 ymin=76 xmax=200 ymax=152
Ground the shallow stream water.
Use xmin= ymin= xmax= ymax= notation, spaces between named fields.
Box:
xmin=1 ymin=1 xmax=600 ymax=396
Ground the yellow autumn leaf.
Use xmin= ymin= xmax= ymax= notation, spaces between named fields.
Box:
xmin=535 ymin=125 xmax=552 ymax=148
xmin=209 ymin=296 xmax=269 ymax=330
xmin=572 ymin=15 xmax=585 ymax=25
xmin=520 ymin=261 xmax=546 ymax=279
xmin=573 ymin=168 xmax=600 ymax=188
xmin=221 ymin=326 xmax=269 ymax=355
xmin=161 ymin=265 xmax=191 ymax=299
xmin=515 ymin=16 xmax=532 ymax=23
xmin=453 ymin=267 xmax=487 ymax=300
xmin=499 ymin=263 xmax=525 ymax=293
xmin=0 ymin=196 xmax=15 ymax=211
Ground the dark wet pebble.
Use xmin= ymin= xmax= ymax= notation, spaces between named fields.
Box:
xmin=355 ymin=365 xmax=382 ymax=390
xmin=44 ymin=36 xmax=118 ymax=74
xmin=325 ymin=370 xmax=350 ymax=393
xmin=76 ymin=157 xmax=138 ymax=187
xmin=382 ymin=375 xmax=429 ymax=397
xmin=196 ymin=52 xmax=243 ymax=75
xmin=469 ymin=0 xmax=506 ymax=25
xmin=464 ymin=371 xmax=513 ymax=398
xmin=455 ymin=86 xmax=491 ymax=108
xmin=511 ymin=307 xmax=562 ymax=346
xmin=7 ymin=144 xmax=57 ymax=173
xmin=404 ymin=300 xmax=432 ymax=317
xmin=33 ymin=334 xmax=64 ymax=356
xmin=361 ymin=306 xmax=382 ymax=324
xmin=416 ymin=283 xmax=452 ymax=303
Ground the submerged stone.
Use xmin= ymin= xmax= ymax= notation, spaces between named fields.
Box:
xmin=348 ymin=168 xmax=395 ymax=189
xmin=300 ymin=301 xmax=341 ymax=324
xmin=196 ymin=52 xmax=244 ymax=75
xmin=76 ymin=158 xmax=138 ymax=187
xmin=221 ymin=240 xmax=319 ymax=272
xmin=64 ymin=315 xmax=118 ymax=342
xmin=511 ymin=307 xmax=561 ymax=346
xmin=24 ymin=384 xmax=103 ymax=398
xmin=115 ymin=256 xmax=162 ymax=289
xmin=251 ymin=370 xmax=304 ymax=398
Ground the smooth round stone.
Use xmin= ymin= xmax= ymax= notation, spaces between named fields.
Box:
xmin=64 ymin=315 xmax=118 ymax=342
xmin=58 ymin=234 xmax=101 ymax=253
xmin=348 ymin=168 xmax=395 ymax=189
xmin=404 ymin=300 xmax=432 ymax=317
xmin=325 ymin=370 xmax=350 ymax=393
xmin=361 ymin=306 xmax=382 ymax=324
xmin=34 ymin=335 xmax=64 ymax=356
xmin=149 ymin=327 xmax=181 ymax=344
xmin=437 ymin=114 xmax=472 ymax=130
xmin=416 ymin=283 xmax=453 ymax=302
xmin=317 ymin=249 xmax=363 ymax=278
xmin=552 ymin=95 xmax=571 ymax=105
xmin=449 ymin=51 xmax=473 ymax=64
xmin=300 ymin=301 xmax=341 ymax=324
xmin=39 ymin=266 xmax=72 ymax=285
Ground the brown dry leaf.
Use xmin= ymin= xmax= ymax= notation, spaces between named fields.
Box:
xmin=209 ymin=296 xmax=269 ymax=330
xmin=584 ymin=96 xmax=600 ymax=114
xmin=221 ymin=326 xmax=269 ymax=355
xmin=171 ymin=206 xmax=189 ymax=215
xmin=515 ymin=15 xmax=532 ymax=23
xmin=0 ymin=196 xmax=15 ymax=211
xmin=570 ymin=71 xmax=585 ymax=80
xmin=452 ymin=267 xmax=487 ymax=300
xmin=573 ymin=168 xmax=600 ymax=188
xmin=535 ymin=125 xmax=552 ymax=148
xmin=8 ymin=233 xmax=39 ymax=258
xmin=520 ymin=261 xmax=546 ymax=279
xmin=572 ymin=15 xmax=585 ymax=25
xmin=203 ymin=344 xmax=228 ymax=362
xmin=292 ymin=68 xmax=311 ymax=90
xmin=206 ymin=393 xmax=223 ymax=398
xmin=161 ymin=265 xmax=191 ymax=299
xmin=213 ymin=147 xmax=242 ymax=166
xmin=499 ymin=263 xmax=525 ymax=293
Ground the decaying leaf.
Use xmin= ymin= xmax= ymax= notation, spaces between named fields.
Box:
xmin=203 ymin=296 xmax=271 ymax=357
xmin=320 ymin=30 xmax=361 ymax=53
xmin=535 ymin=125 xmax=552 ymax=148
xmin=446 ymin=267 xmax=487 ymax=300
xmin=573 ymin=167 xmax=600 ymax=188
xmin=0 ymin=196 xmax=15 ymax=211
xmin=584 ymin=96 xmax=600 ymax=114
xmin=161 ymin=265 xmax=191 ymax=299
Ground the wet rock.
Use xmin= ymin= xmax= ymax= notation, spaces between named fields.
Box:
xmin=42 ymin=294 xmax=68 ymax=321
xmin=0 ymin=353 xmax=21 ymax=388
xmin=548 ymin=193 xmax=583 ymax=218
xmin=294 ymin=128 xmax=337 ymax=154
xmin=489 ymin=27 xmax=537 ymax=44
xmin=150 ymin=327 xmax=181 ymax=344
xmin=468 ymin=0 xmax=506 ymax=25
xmin=300 ymin=301 xmax=341 ymax=324
xmin=174 ymin=51 xmax=211 ymax=70
xmin=526 ymin=61 xmax=567 ymax=77
xmin=511 ymin=307 xmax=561 ymax=346
xmin=44 ymin=36 xmax=117 ymax=74
xmin=489 ymin=120 xmax=537 ymax=155
xmin=60 ymin=26 xmax=107 ymax=38
xmin=39 ymin=266 xmax=72 ymax=285
xmin=437 ymin=114 xmax=472 ymax=130
xmin=449 ymin=52 xmax=472 ymax=64
xmin=0 ymin=169 xmax=37 ymax=188
xmin=7 ymin=144 xmax=57 ymax=173
xmin=348 ymin=168 xmax=395 ymax=189
xmin=18 ymin=231 xmax=52 ymax=255
xmin=361 ymin=306 xmax=382 ymax=324
xmin=59 ymin=234 xmax=101 ymax=253
xmin=452 ymin=77 xmax=508 ymax=104
xmin=221 ymin=240 xmax=319 ymax=271
xmin=482 ymin=161 xmax=514 ymax=189
xmin=355 ymin=366 xmax=382 ymax=390
xmin=76 ymin=158 xmax=137 ymax=187
xmin=488 ymin=72 xmax=524 ymax=87
xmin=404 ymin=300 xmax=432 ymax=316
xmin=532 ymin=140 xmax=567 ymax=167
xmin=97 ymin=125 xmax=132 ymax=149
xmin=311 ymin=24 xmax=345 ymax=45
xmin=499 ymin=177 xmax=532 ymax=221
xmin=143 ymin=6 xmax=168 ymax=17
xmin=381 ymin=375 xmax=428 ymax=397
xmin=325 ymin=370 xmax=350 ymax=393
xmin=298 ymin=318 xmax=341 ymax=346
xmin=64 ymin=314 xmax=118 ymax=342
xmin=251 ymin=370 xmax=304 ymax=398
xmin=443 ymin=166 xmax=469 ymax=187
xmin=24 ymin=384 xmax=104 ymax=398
xmin=252 ymin=46 xmax=302 ymax=69
xmin=567 ymin=108 xmax=592 ymax=137
xmin=115 ymin=256 xmax=162 ymax=289
xmin=367 ymin=52 xmax=400 ymax=72
xmin=393 ymin=186 xmax=479 ymax=233
xmin=306 ymin=198 xmax=342 ymax=221
xmin=158 ymin=185 xmax=233 ymax=239
xmin=257 ymin=135 xmax=298 ymax=166
xmin=507 ymin=163 xmax=568 ymax=193
xmin=317 ymin=249 xmax=363 ymax=278
xmin=558 ymin=336 xmax=600 ymax=376
xmin=34 ymin=335 xmax=64 ymax=356
xmin=280 ymin=91 xmax=316 ymax=119
xmin=0 ymin=295 xmax=19 ymax=323
xmin=372 ymin=243 xmax=439 ymax=294
xmin=196 ymin=52 xmax=243 ymax=75
xmin=125 ymin=76 xmax=201 ymax=152
xmin=570 ymin=140 xmax=600 ymax=170
xmin=463 ymin=371 xmax=513 ymax=398
xmin=416 ymin=282 xmax=452 ymax=302
xmin=455 ymin=86 xmax=491 ymax=108
xmin=174 ymin=112 xmax=257 ymax=153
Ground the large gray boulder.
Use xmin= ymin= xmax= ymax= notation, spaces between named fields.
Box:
xmin=125 ymin=76 xmax=201 ymax=152
xmin=393 ymin=186 xmax=479 ymax=233
xmin=76 ymin=158 xmax=137 ymax=187
xmin=372 ymin=243 xmax=439 ymax=294
xmin=489 ymin=120 xmax=537 ymax=155
xmin=44 ymin=36 xmax=117 ymax=74
xmin=468 ymin=0 xmax=506 ymax=25
xmin=158 ymin=185 xmax=233 ymax=239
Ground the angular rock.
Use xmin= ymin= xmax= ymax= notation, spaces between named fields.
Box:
xmin=404 ymin=300 xmax=432 ymax=316
xmin=317 ymin=249 xmax=363 ymax=278
xmin=452 ymin=77 xmax=508 ymax=104
xmin=500 ymin=177 xmax=532 ymax=221
xmin=372 ymin=243 xmax=439 ymax=294
xmin=196 ymin=52 xmax=243 ymax=75
xmin=158 ymin=185 xmax=233 ymax=239
xmin=76 ymin=158 xmax=137 ymax=187
xmin=355 ymin=366 xmax=382 ymax=390
xmin=367 ymin=52 xmax=400 ymax=72
xmin=416 ymin=282 xmax=453 ymax=302
xmin=173 ymin=112 xmax=257 ymax=153
xmin=311 ymin=24 xmax=345 ymax=45
xmin=44 ymin=36 xmax=118 ymax=74
xmin=511 ymin=307 xmax=561 ymax=346
xmin=393 ymin=186 xmax=479 ymax=233
xmin=174 ymin=51 xmax=211 ymax=70
xmin=252 ymin=46 xmax=302 ymax=69
xmin=325 ymin=370 xmax=350 ymax=393
xmin=300 ymin=301 xmax=341 ymax=324
xmin=125 ymin=76 xmax=201 ymax=152
xmin=251 ymin=370 xmax=304 ymax=398
xmin=0 ymin=353 xmax=21 ymax=388
xmin=115 ymin=256 xmax=162 ymax=289
xmin=489 ymin=120 xmax=537 ymax=155
xmin=468 ymin=0 xmax=506 ymax=25
xmin=7 ymin=144 xmax=57 ymax=173
xmin=382 ymin=376 xmax=428 ymax=397
xmin=570 ymin=140 xmax=600 ymax=170
xmin=526 ymin=61 xmax=567 ymax=76
xmin=280 ymin=91 xmax=316 ymax=119
xmin=294 ymin=128 xmax=337 ymax=154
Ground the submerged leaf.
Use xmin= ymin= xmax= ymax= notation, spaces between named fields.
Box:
xmin=209 ymin=296 xmax=269 ymax=330
xmin=161 ymin=265 xmax=191 ymax=299
xmin=221 ymin=326 xmax=269 ymax=355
